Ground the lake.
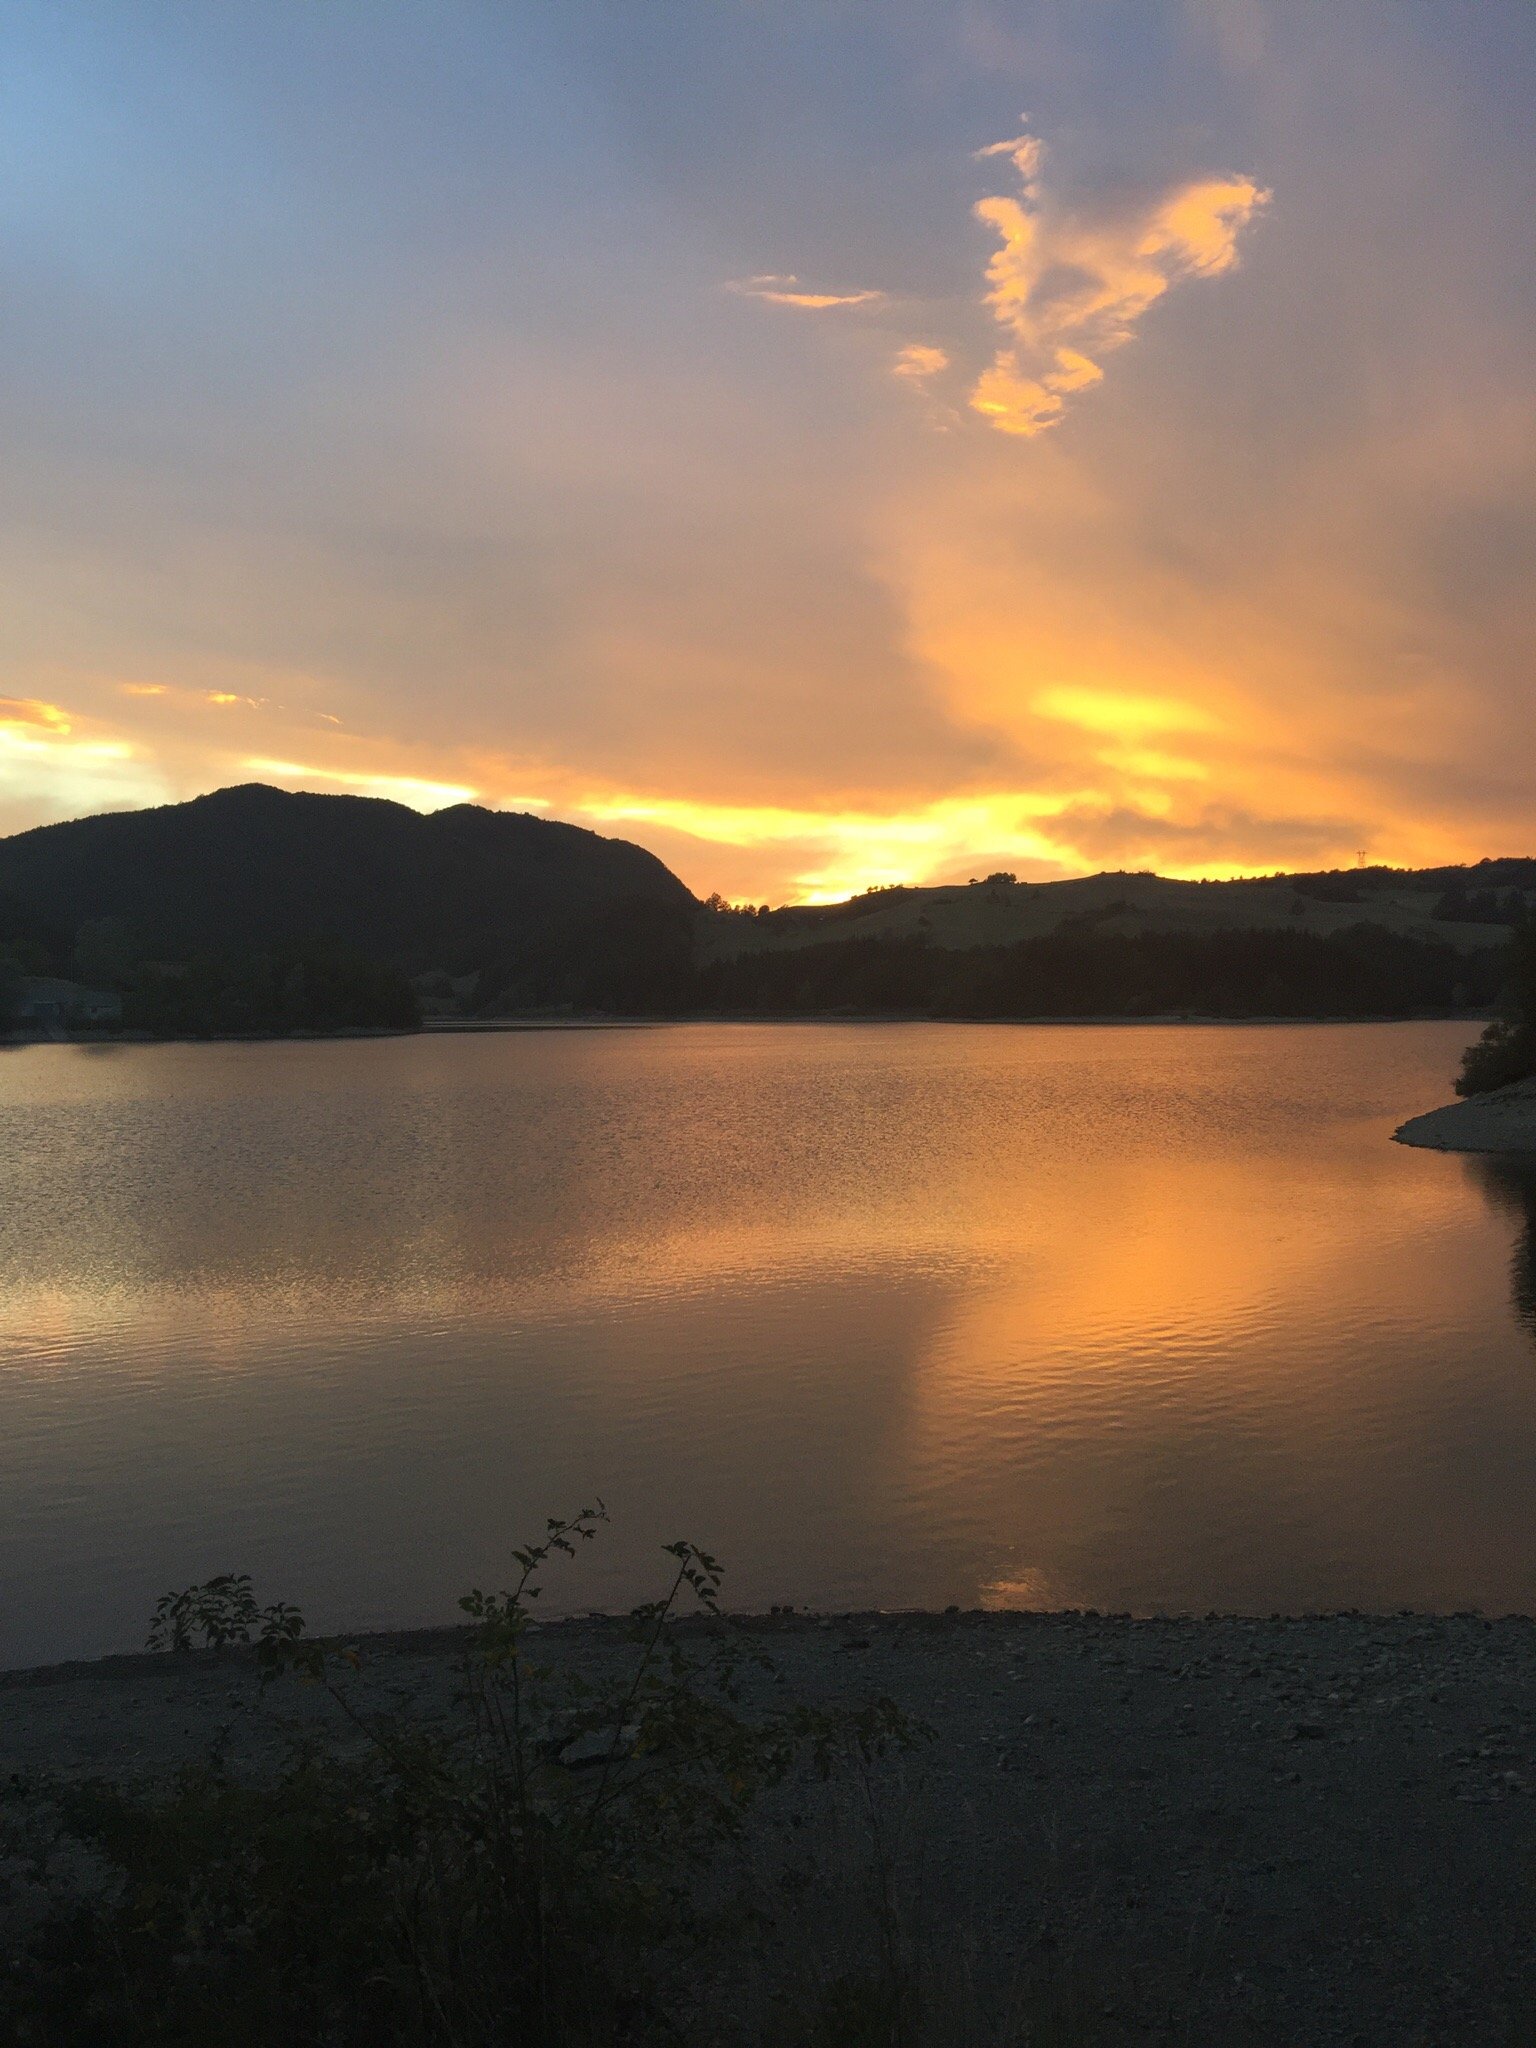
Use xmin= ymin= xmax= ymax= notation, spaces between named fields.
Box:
xmin=5 ymin=1019 xmax=1536 ymax=1666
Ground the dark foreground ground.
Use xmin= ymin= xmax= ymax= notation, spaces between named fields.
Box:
xmin=6 ymin=1611 xmax=1536 ymax=2046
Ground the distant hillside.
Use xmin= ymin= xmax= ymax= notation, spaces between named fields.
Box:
xmin=690 ymin=864 xmax=1525 ymax=1020
xmin=703 ymin=865 xmax=1534 ymax=964
xmin=0 ymin=785 xmax=696 ymax=1017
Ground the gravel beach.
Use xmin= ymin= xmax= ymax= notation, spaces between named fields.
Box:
xmin=1395 ymin=1077 xmax=1536 ymax=1153
xmin=7 ymin=1610 xmax=1536 ymax=2045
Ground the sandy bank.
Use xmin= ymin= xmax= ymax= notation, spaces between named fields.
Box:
xmin=8 ymin=1610 xmax=1536 ymax=2042
xmin=1395 ymin=1075 xmax=1536 ymax=1152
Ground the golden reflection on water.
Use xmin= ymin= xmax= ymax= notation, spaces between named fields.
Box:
xmin=2 ymin=1021 xmax=1534 ymax=1662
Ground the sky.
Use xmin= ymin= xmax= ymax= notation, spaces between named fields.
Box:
xmin=3 ymin=1 xmax=1536 ymax=904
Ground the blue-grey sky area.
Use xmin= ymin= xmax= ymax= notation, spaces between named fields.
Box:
xmin=3 ymin=2 xmax=1535 ymax=899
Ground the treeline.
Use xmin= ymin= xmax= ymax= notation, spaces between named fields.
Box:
xmin=686 ymin=924 xmax=1506 ymax=1020
xmin=1433 ymin=882 xmax=1528 ymax=925
xmin=126 ymin=946 xmax=420 ymax=1036
xmin=7 ymin=906 xmax=1513 ymax=1038
xmin=481 ymin=898 xmax=695 ymax=1017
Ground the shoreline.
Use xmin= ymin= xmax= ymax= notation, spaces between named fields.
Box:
xmin=4 ymin=1600 xmax=1535 ymax=1691
xmin=9 ymin=1609 xmax=1536 ymax=2041
xmin=1 ymin=1009 xmax=1486 ymax=1051
xmin=429 ymin=1009 xmax=1484 ymax=1031
xmin=1395 ymin=1075 xmax=1536 ymax=1154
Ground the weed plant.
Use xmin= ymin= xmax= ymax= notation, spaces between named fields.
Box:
xmin=0 ymin=1510 xmax=922 ymax=2047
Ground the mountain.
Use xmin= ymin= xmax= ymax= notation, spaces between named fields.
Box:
xmin=0 ymin=784 xmax=697 ymax=1014
xmin=0 ymin=784 xmax=1525 ymax=1027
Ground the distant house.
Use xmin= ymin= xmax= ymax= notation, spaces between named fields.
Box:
xmin=14 ymin=978 xmax=122 ymax=1028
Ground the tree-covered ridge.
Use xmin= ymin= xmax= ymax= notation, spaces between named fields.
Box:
xmin=690 ymin=923 xmax=1504 ymax=1022
xmin=127 ymin=946 xmax=422 ymax=1036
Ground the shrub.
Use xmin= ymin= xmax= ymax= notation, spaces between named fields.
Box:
xmin=1456 ymin=924 xmax=1536 ymax=1095
xmin=1 ymin=1512 xmax=919 ymax=2047
xmin=146 ymin=1571 xmax=303 ymax=1655
xmin=1456 ymin=1018 xmax=1536 ymax=1096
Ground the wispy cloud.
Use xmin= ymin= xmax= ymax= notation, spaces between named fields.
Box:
xmin=0 ymin=697 xmax=73 ymax=734
xmin=891 ymin=343 xmax=950 ymax=386
xmin=969 ymin=128 xmax=1268 ymax=434
xmin=727 ymin=273 xmax=884 ymax=310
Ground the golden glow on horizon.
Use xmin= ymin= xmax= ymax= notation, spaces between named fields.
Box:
xmin=579 ymin=789 xmax=1091 ymax=900
xmin=0 ymin=676 xmax=1490 ymax=902
xmin=246 ymin=758 xmax=479 ymax=811
xmin=0 ymin=705 xmax=168 ymax=819
xmin=0 ymin=698 xmax=1492 ymax=902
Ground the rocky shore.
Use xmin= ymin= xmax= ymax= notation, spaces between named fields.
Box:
xmin=7 ymin=1610 xmax=1536 ymax=2043
xmin=1395 ymin=1075 xmax=1536 ymax=1152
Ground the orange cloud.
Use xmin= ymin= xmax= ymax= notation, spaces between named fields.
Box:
xmin=0 ymin=697 xmax=72 ymax=733
xmin=1032 ymin=686 xmax=1219 ymax=740
xmin=969 ymin=129 xmax=1268 ymax=434
xmin=892 ymin=343 xmax=950 ymax=386
xmin=871 ymin=423 xmax=1507 ymax=889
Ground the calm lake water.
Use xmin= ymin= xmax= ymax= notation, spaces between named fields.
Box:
xmin=5 ymin=1019 xmax=1536 ymax=1665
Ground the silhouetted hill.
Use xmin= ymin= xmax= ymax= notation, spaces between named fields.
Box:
xmin=0 ymin=785 xmax=697 ymax=1015
xmin=0 ymin=786 xmax=1525 ymax=1027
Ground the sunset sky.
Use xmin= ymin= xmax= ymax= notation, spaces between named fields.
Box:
xmin=4 ymin=2 xmax=1536 ymax=903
